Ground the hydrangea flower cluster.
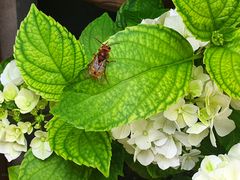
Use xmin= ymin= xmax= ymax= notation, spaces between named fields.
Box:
xmin=193 ymin=143 xmax=240 ymax=180
xmin=111 ymin=8 xmax=239 ymax=172
xmin=0 ymin=60 xmax=52 ymax=161
xmin=112 ymin=10 xmax=240 ymax=168
xmin=112 ymin=64 xmax=237 ymax=171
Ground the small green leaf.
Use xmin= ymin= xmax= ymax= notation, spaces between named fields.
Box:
xmin=173 ymin=0 xmax=240 ymax=40
xmin=48 ymin=117 xmax=112 ymax=177
xmin=89 ymin=142 xmax=125 ymax=180
xmin=204 ymin=29 xmax=240 ymax=99
xmin=8 ymin=165 xmax=20 ymax=180
xmin=80 ymin=13 xmax=116 ymax=62
xmin=53 ymin=24 xmax=193 ymax=131
xmin=116 ymin=0 xmax=166 ymax=29
xmin=18 ymin=151 xmax=91 ymax=180
xmin=14 ymin=4 xmax=86 ymax=101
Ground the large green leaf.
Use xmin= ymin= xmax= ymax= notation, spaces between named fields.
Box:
xmin=18 ymin=151 xmax=91 ymax=180
xmin=89 ymin=142 xmax=124 ymax=180
xmin=47 ymin=118 xmax=112 ymax=177
xmin=173 ymin=0 xmax=240 ymax=40
xmin=80 ymin=13 xmax=116 ymax=62
xmin=8 ymin=165 xmax=20 ymax=180
xmin=204 ymin=29 xmax=240 ymax=99
xmin=53 ymin=24 xmax=193 ymax=131
xmin=14 ymin=4 xmax=86 ymax=101
xmin=116 ymin=0 xmax=166 ymax=29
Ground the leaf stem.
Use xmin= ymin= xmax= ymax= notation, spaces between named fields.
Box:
xmin=193 ymin=53 xmax=203 ymax=61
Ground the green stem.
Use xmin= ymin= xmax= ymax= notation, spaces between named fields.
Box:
xmin=193 ymin=53 xmax=204 ymax=61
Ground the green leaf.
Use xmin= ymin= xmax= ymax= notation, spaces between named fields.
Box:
xmin=116 ymin=0 xmax=166 ymax=29
xmin=80 ymin=13 xmax=116 ymax=62
xmin=48 ymin=117 xmax=112 ymax=177
xmin=204 ymin=29 xmax=240 ymax=99
xmin=14 ymin=4 xmax=86 ymax=101
xmin=173 ymin=0 xmax=240 ymax=40
xmin=89 ymin=142 xmax=124 ymax=180
xmin=146 ymin=164 xmax=183 ymax=179
xmin=18 ymin=151 xmax=91 ymax=180
xmin=53 ymin=24 xmax=193 ymax=131
xmin=8 ymin=165 xmax=20 ymax=180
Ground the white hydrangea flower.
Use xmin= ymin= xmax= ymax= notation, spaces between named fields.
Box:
xmin=193 ymin=143 xmax=240 ymax=180
xmin=228 ymin=143 xmax=240 ymax=161
xmin=141 ymin=9 xmax=208 ymax=51
xmin=3 ymin=83 xmax=19 ymax=101
xmin=150 ymin=113 xmax=177 ymax=135
xmin=187 ymin=106 xmax=235 ymax=147
xmin=180 ymin=149 xmax=201 ymax=170
xmin=0 ymin=119 xmax=27 ymax=162
xmin=155 ymin=154 xmax=180 ymax=170
xmin=5 ymin=124 xmax=27 ymax=145
xmin=188 ymin=66 xmax=210 ymax=99
xmin=230 ymin=98 xmax=240 ymax=110
xmin=0 ymin=141 xmax=27 ymax=162
xmin=134 ymin=147 xmax=155 ymax=166
xmin=111 ymin=124 xmax=131 ymax=139
xmin=192 ymin=66 xmax=210 ymax=83
xmin=154 ymin=133 xmax=182 ymax=159
xmin=127 ymin=119 xmax=162 ymax=150
xmin=0 ymin=60 xmax=23 ymax=86
xmin=163 ymin=99 xmax=198 ymax=129
xmin=30 ymin=130 xmax=53 ymax=160
xmin=15 ymin=88 xmax=40 ymax=114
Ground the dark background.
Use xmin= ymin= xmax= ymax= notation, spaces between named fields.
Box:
xmin=0 ymin=0 xmax=174 ymax=179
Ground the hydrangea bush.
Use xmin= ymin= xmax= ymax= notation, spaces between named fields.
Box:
xmin=1 ymin=0 xmax=240 ymax=179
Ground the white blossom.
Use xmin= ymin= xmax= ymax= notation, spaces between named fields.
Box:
xmin=163 ymin=99 xmax=198 ymax=129
xmin=155 ymin=154 xmax=180 ymax=170
xmin=30 ymin=130 xmax=53 ymax=160
xmin=0 ymin=60 xmax=23 ymax=86
xmin=230 ymin=98 xmax=240 ymax=110
xmin=0 ymin=119 xmax=27 ymax=162
xmin=180 ymin=149 xmax=201 ymax=170
xmin=141 ymin=9 xmax=208 ymax=51
xmin=111 ymin=124 xmax=131 ymax=139
xmin=127 ymin=119 xmax=162 ymax=150
xmin=15 ymin=88 xmax=40 ymax=114
xmin=3 ymin=83 xmax=19 ymax=101
xmin=193 ymin=143 xmax=240 ymax=180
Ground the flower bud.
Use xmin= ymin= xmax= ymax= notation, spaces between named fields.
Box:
xmin=14 ymin=88 xmax=40 ymax=114
xmin=0 ymin=60 xmax=23 ymax=86
xmin=3 ymin=83 xmax=19 ymax=101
